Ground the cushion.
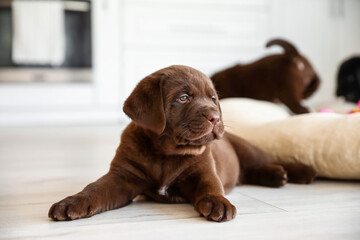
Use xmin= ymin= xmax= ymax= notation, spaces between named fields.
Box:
xmin=220 ymin=98 xmax=291 ymax=126
xmin=221 ymin=98 xmax=360 ymax=180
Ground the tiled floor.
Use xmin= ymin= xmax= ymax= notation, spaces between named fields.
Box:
xmin=0 ymin=125 xmax=359 ymax=240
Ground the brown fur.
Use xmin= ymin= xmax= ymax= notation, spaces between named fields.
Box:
xmin=211 ymin=39 xmax=320 ymax=114
xmin=48 ymin=65 xmax=316 ymax=222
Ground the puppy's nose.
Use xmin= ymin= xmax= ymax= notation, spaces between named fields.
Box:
xmin=206 ymin=113 xmax=220 ymax=125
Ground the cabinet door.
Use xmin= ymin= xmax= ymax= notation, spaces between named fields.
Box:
xmin=0 ymin=0 xmax=124 ymax=125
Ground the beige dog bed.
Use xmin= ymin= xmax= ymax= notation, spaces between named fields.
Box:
xmin=221 ymin=98 xmax=360 ymax=180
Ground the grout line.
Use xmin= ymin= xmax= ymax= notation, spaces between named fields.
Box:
xmin=237 ymin=192 xmax=288 ymax=212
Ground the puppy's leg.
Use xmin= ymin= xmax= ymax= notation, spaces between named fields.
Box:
xmin=279 ymin=162 xmax=316 ymax=184
xmin=177 ymin=168 xmax=236 ymax=222
xmin=244 ymin=162 xmax=316 ymax=186
xmin=244 ymin=164 xmax=288 ymax=188
xmin=282 ymin=95 xmax=310 ymax=114
xmin=225 ymin=133 xmax=316 ymax=187
xmin=225 ymin=132 xmax=288 ymax=188
xmin=226 ymin=133 xmax=316 ymax=186
xmin=48 ymin=171 xmax=144 ymax=221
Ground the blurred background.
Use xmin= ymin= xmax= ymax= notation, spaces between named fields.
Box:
xmin=0 ymin=0 xmax=359 ymax=126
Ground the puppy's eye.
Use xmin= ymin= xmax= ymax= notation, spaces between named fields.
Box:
xmin=177 ymin=94 xmax=190 ymax=103
xmin=211 ymin=95 xmax=217 ymax=101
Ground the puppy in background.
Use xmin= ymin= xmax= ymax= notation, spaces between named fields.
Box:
xmin=49 ymin=66 xmax=316 ymax=222
xmin=211 ymin=39 xmax=320 ymax=114
xmin=336 ymin=56 xmax=360 ymax=103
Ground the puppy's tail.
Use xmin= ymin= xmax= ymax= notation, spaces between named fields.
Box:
xmin=266 ymin=39 xmax=299 ymax=57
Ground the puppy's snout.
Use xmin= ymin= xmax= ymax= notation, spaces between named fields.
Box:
xmin=206 ymin=113 xmax=220 ymax=125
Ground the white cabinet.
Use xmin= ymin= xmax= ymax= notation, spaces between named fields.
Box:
xmin=0 ymin=0 xmax=124 ymax=125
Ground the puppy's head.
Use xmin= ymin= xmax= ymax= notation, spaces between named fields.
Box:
xmin=336 ymin=57 xmax=360 ymax=103
xmin=123 ymin=65 xmax=224 ymax=146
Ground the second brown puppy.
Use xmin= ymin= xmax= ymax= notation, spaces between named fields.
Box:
xmin=49 ymin=65 xmax=316 ymax=222
xmin=211 ymin=39 xmax=320 ymax=114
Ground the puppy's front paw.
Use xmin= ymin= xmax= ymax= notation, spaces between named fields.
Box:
xmin=195 ymin=195 xmax=236 ymax=222
xmin=48 ymin=194 xmax=95 ymax=221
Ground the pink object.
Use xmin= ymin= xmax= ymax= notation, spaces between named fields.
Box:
xmin=319 ymin=108 xmax=334 ymax=113
xmin=348 ymin=100 xmax=360 ymax=114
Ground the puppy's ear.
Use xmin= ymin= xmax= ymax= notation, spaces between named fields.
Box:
xmin=303 ymin=73 xmax=321 ymax=99
xmin=123 ymin=72 xmax=166 ymax=135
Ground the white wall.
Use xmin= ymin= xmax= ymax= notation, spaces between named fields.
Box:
xmin=271 ymin=0 xmax=360 ymax=105
xmin=120 ymin=0 xmax=273 ymax=98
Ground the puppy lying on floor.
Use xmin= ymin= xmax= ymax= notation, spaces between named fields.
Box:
xmin=49 ymin=65 xmax=316 ymax=222
xmin=211 ymin=39 xmax=321 ymax=114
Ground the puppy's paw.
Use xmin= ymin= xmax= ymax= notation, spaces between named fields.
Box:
xmin=283 ymin=163 xmax=317 ymax=184
xmin=252 ymin=165 xmax=288 ymax=188
xmin=48 ymin=194 xmax=95 ymax=221
xmin=195 ymin=195 xmax=236 ymax=222
xmin=267 ymin=165 xmax=288 ymax=187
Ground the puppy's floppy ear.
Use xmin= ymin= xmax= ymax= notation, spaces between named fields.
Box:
xmin=123 ymin=71 xmax=166 ymax=135
xmin=303 ymin=73 xmax=320 ymax=99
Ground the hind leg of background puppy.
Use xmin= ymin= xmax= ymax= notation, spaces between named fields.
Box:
xmin=48 ymin=171 xmax=145 ymax=221
xmin=284 ymin=98 xmax=310 ymax=114
xmin=280 ymin=87 xmax=310 ymax=114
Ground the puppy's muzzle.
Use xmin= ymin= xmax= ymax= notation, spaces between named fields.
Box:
xmin=206 ymin=113 xmax=220 ymax=126
xmin=204 ymin=112 xmax=223 ymax=140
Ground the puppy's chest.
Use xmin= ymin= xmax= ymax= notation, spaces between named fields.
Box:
xmin=147 ymin=153 xmax=194 ymax=180
xmin=143 ymin=157 xmax=192 ymax=203
xmin=144 ymin=185 xmax=186 ymax=203
xmin=149 ymin=157 xmax=190 ymax=187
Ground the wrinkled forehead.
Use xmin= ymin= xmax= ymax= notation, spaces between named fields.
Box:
xmin=163 ymin=69 xmax=216 ymax=98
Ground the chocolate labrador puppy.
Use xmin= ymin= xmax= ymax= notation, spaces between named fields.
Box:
xmin=49 ymin=65 xmax=316 ymax=222
xmin=211 ymin=39 xmax=320 ymax=114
